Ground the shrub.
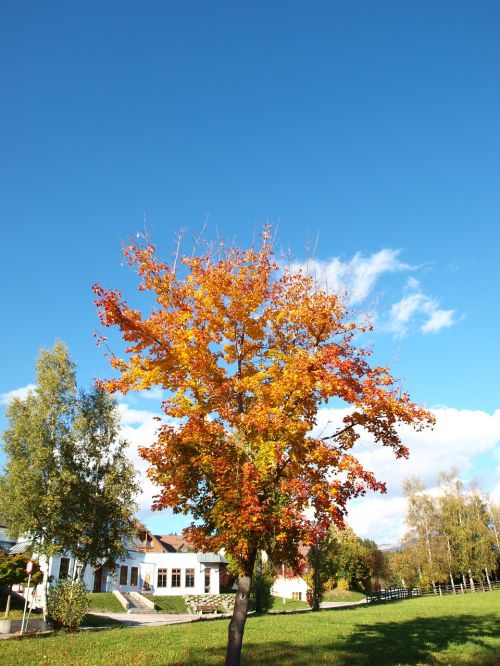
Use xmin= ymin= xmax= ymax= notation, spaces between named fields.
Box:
xmin=48 ymin=580 xmax=90 ymax=631
xmin=249 ymin=552 xmax=275 ymax=613
xmin=337 ymin=578 xmax=350 ymax=591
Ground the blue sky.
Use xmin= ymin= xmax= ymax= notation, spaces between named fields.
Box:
xmin=1 ymin=1 xmax=499 ymax=543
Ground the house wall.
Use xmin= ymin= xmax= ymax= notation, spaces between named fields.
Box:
xmin=47 ymin=551 xmax=221 ymax=597
xmin=271 ymin=575 xmax=308 ymax=600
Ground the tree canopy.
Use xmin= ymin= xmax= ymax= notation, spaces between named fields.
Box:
xmin=94 ymin=229 xmax=433 ymax=665
xmin=0 ymin=342 xmax=139 ymax=611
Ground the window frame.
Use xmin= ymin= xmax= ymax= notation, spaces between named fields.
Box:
xmin=185 ymin=568 xmax=195 ymax=588
xmin=171 ymin=568 xmax=181 ymax=588
xmin=58 ymin=557 xmax=70 ymax=580
xmin=130 ymin=566 xmax=139 ymax=587
xmin=119 ymin=565 xmax=128 ymax=586
xmin=157 ymin=568 xmax=168 ymax=588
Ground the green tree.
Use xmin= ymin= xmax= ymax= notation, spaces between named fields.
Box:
xmin=0 ymin=342 xmax=139 ymax=618
xmin=328 ymin=526 xmax=371 ymax=591
xmin=305 ymin=534 xmax=335 ymax=610
xmin=362 ymin=539 xmax=388 ymax=593
xmin=0 ymin=551 xmax=42 ymax=589
xmin=64 ymin=385 xmax=140 ymax=576
xmin=249 ymin=551 xmax=274 ymax=613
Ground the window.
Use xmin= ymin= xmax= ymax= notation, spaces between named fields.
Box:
xmin=171 ymin=568 xmax=181 ymax=588
xmin=59 ymin=557 xmax=70 ymax=580
xmin=130 ymin=566 xmax=139 ymax=587
xmin=157 ymin=568 xmax=168 ymax=587
xmin=119 ymin=565 xmax=128 ymax=586
xmin=185 ymin=568 xmax=195 ymax=588
xmin=292 ymin=591 xmax=302 ymax=601
xmin=204 ymin=568 xmax=210 ymax=593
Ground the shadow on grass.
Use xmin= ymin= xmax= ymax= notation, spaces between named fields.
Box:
xmin=167 ymin=613 xmax=499 ymax=666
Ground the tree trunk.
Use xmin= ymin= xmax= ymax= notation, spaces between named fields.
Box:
xmin=41 ymin=565 xmax=49 ymax=622
xmin=449 ymin=572 xmax=456 ymax=594
xmin=485 ymin=567 xmax=492 ymax=591
xmin=225 ymin=549 xmax=256 ymax=666
xmin=4 ymin=592 xmax=11 ymax=618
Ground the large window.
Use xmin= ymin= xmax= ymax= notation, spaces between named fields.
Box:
xmin=157 ymin=568 xmax=168 ymax=587
xmin=119 ymin=565 xmax=128 ymax=586
xmin=185 ymin=568 xmax=195 ymax=588
xmin=171 ymin=568 xmax=181 ymax=588
xmin=130 ymin=566 xmax=139 ymax=587
xmin=292 ymin=591 xmax=302 ymax=601
xmin=58 ymin=557 xmax=70 ymax=580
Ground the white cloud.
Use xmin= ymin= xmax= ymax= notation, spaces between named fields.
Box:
xmin=292 ymin=249 xmax=411 ymax=304
xmin=386 ymin=278 xmax=457 ymax=338
xmin=347 ymin=496 xmax=408 ymax=544
xmin=117 ymin=403 xmax=169 ymax=521
xmin=291 ymin=249 xmax=457 ymax=337
xmin=316 ymin=405 xmax=500 ymax=544
xmin=421 ymin=309 xmax=456 ymax=334
xmin=0 ymin=384 xmax=37 ymax=406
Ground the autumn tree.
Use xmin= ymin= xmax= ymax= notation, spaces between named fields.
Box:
xmin=93 ymin=229 xmax=433 ymax=666
xmin=0 ymin=343 xmax=138 ymax=618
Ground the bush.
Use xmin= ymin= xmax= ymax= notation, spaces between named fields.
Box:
xmin=337 ymin=578 xmax=350 ymax=591
xmin=249 ymin=552 xmax=274 ymax=613
xmin=48 ymin=580 xmax=90 ymax=631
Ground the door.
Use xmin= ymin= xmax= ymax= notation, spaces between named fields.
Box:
xmin=93 ymin=567 xmax=103 ymax=592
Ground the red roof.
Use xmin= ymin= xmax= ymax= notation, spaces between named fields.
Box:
xmin=157 ymin=534 xmax=194 ymax=553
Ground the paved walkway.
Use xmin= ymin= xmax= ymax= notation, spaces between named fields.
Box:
xmin=1 ymin=599 xmax=369 ymax=637
xmin=90 ymin=611 xmax=202 ymax=627
xmin=321 ymin=599 xmax=368 ymax=609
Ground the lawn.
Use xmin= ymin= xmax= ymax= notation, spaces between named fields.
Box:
xmin=323 ymin=589 xmax=366 ymax=603
xmin=86 ymin=593 xmax=125 ymax=613
xmin=80 ymin=614 xmax=124 ymax=628
xmin=1 ymin=591 xmax=499 ymax=665
xmin=144 ymin=595 xmax=188 ymax=614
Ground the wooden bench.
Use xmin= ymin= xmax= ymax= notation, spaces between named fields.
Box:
xmin=197 ymin=604 xmax=218 ymax=614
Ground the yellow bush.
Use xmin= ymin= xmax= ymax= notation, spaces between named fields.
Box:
xmin=336 ymin=578 xmax=350 ymax=591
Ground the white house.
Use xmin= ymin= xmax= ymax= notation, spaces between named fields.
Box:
xmin=6 ymin=523 xmax=227 ymax=599
xmin=271 ymin=573 xmax=309 ymax=601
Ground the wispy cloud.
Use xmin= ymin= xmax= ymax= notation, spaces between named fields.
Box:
xmin=386 ymin=278 xmax=457 ymax=338
xmin=291 ymin=249 xmax=412 ymax=304
xmin=0 ymin=384 xmax=37 ymax=406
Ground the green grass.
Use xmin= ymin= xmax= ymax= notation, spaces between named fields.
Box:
xmin=86 ymin=593 xmax=125 ymax=613
xmin=2 ymin=590 xmax=499 ymax=665
xmin=323 ymin=589 xmax=366 ymax=602
xmin=144 ymin=595 xmax=188 ymax=614
xmin=80 ymin=614 xmax=124 ymax=628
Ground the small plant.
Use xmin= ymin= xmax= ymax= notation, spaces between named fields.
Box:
xmin=337 ymin=578 xmax=350 ymax=591
xmin=48 ymin=580 xmax=90 ymax=632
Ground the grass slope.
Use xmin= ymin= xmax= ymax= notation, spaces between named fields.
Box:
xmin=144 ymin=595 xmax=187 ymax=614
xmin=323 ymin=590 xmax=366 ymax=602
xmin=86 ymin=593 xmax=125 ymax=613
xmin=2 ymin=591 xmax=499 ymax=665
